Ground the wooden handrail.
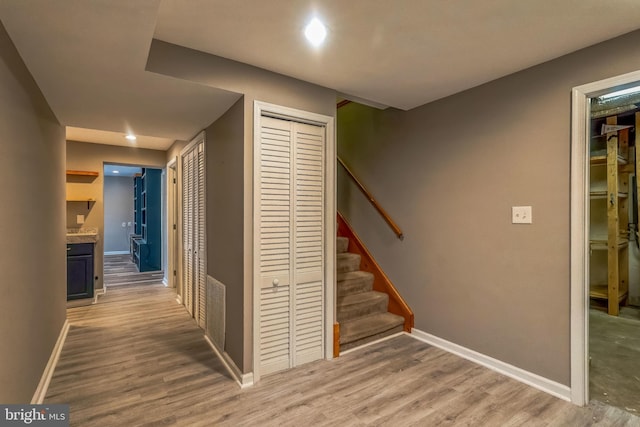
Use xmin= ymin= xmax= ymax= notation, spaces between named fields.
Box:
xmin=337 ymin=156 xmax=403 ymax=239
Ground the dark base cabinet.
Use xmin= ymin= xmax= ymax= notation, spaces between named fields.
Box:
xmin=67 ymin=243 xmax=94 ymax=300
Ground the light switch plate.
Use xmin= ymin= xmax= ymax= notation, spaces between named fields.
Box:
xmin=512 ymin=206 xmax=532 ymax=224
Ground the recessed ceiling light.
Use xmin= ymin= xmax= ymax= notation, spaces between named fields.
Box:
xmin=125 ymin=134 xmax=137 ymax=141
xmin=304 ymin=17 xmax=327 ymax=47
xmin=113 ymin=170 xmax=120 ymax=174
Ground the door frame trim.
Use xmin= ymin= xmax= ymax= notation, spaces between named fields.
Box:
xmin=166 ymin=157 xmax=177 ymax=289
xmin=252 ymin=101 xmax=335 ymax=383
xmin=570 ymin=69 xmax=640 ymax=405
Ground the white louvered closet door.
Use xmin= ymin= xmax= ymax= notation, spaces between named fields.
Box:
xmin=182 ymin=139 xmax=206 ymax=325
xmin=196 ymin=143 xmax=207 ymax=328
xmin=182 ymin=150 xmax=194 ymax=316
xmin=292 ymin=123 xmax=325 ymax=365
xmin=258 ymin=116 xmax=325 ymax=376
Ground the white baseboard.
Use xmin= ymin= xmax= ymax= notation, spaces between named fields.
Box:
xmin=410 ymin=329 xmax=571 ymax=402
xmin=104 ymin=250 xmax=130 ymax=255
xmin=162 ymin=277 xmax=168 ymax=287
xmin=340 ymin=331 xmax=405 ymax=355
xmin=31 ymin=319 xmax=70 ymax=404
xmin=94 ymin=287 xmax=106 ymax=302
xmin=204 ymin=335 xmax=254 ymax=389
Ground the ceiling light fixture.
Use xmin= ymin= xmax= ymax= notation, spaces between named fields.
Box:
xmin=113 ymin=170 xmax=120 ymax=174
xmin=125 ymin=134 xmax=137 ymax=141
xmin=600 ymin=86 xmax=640 ymax=99
xmin=304 ymin=17 xmax=327 ymax=47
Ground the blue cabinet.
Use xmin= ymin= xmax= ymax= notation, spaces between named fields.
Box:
xmin=133 ymin=168 xmax=162 ymax=272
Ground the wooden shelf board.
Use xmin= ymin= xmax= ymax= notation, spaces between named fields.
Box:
xmin=66 ymin=170 xmax=99 ymax=177
xmin=589 ymin=155 xmax=628 ymax=166
xmin=589 ymin=284 xmax=628 ymax=302
xmin=66 ymin=199 xmax=96 ymax=202
xmin=589 ymin=239 xmax=628 ymax=251
xmin=589 ymin=191 xmax=628 ymax=199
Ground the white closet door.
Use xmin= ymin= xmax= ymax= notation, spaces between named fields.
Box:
xmin=257 ymin=116 xmax=324 ymax=375
xmin=293 ymin=123 xmax=324 ymax=365
xmin=181 ymin=138 xmax=206 ymax=326
xmin=182 ymin=152 xmax=192 ymax=315
xmin=258 ymin=117 xmax=292 ymax=375
xmin=196 ymin=143 xmax=207 ymax=328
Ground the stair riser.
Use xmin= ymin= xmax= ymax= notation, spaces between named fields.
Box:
xmin=337 ymin=296 xmax=388 ymax=322
xmin=337 ymin=276 xmax=374 ymax=297
xmin=340 ymin=325 xmax=405 ymax=351
xmin=337 ymin=256 xmax=360 ymax=273
xmin=337 ymin=236 xmax=349 ymax=253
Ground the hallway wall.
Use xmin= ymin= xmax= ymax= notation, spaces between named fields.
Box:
xmin=104 ymin=176 xmax=134 ymax=253
xmin=337 ymin=28 xmax=640 ymax=386
xmin=205 ymin=97 xmax=244 ymax=369
xmin=0 ymin=22 xmax=66 ymax=403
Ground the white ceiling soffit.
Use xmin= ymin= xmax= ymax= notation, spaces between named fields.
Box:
xmin=66 ymin=127 xmax=175 ymax=151
xmin=154 ymin=0 xmax=640 ymax=110
xmin=0 ymin=0 xmax=241 ymax=144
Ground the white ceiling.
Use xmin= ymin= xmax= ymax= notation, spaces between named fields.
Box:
xmin=2 ymin=0 xmax=640 ymax=150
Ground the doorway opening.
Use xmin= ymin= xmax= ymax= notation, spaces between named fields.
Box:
xmin=571 ymin=70 xmax=640 ymax=412
xmin=103 ymin=163 xmax=164 ymax=289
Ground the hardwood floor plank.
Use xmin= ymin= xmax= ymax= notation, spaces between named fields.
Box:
xmin=45 ymin=262 xmax=640 ymax=426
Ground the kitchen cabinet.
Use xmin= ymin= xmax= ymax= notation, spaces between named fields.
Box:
xmin=67 ymin=243 xmax=94 ymax=300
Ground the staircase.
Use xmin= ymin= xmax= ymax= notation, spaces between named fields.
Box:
xmin=337 ymin=236 xmax=405 ymax=351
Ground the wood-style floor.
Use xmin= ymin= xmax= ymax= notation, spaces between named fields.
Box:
xmin=104 ymin=254 xmax=164 ymax=287
xmin=46 ymin=273 xmax=640 ymax=425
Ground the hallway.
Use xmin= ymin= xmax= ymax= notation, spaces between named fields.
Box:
xmin=44 ymin=277 xmax=640 ymax=426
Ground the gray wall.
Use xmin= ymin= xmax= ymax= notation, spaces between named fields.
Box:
xmin=338 ymin=29 xmax=640 ymax=385
xmin=66 ymin=141 xmax=166 ymax=291
xmin=205 ymin=97 xmax=245 ymax=368
xmin=0 ymin=21 xmax=66 ymax=403
xmin=103 ymin=176 xmax=134 ymax=253
xmin=149 ymin=40 xmax=337 ymax=372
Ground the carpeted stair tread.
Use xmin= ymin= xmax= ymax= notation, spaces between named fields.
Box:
xmin=337 ymin=236 xmax=349 ymax=253
xmin=337 ymin=270 xmax=374 ymax=297
xmin=340 ymin=312 xmax=405 ymax=347
xmin=335 ymin=235 xmax=409 ymax=352
xmin=337 ymin=291 xmax=388 ymax=322
xmin=336 ymin=252 xmax=361 ymax=273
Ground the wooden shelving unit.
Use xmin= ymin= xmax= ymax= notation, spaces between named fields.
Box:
xmin=130 ymin=168 xmax=161 ymax=272
xmin=589 ymin=116 xmax=631 ymax=315
xmin=133 ymin=176 xmax=142 ymax=236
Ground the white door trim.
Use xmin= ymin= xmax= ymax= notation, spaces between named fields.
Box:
xmin=166 ymin=157 xmax=177 ymax=288
xmin=570 ymin=69 xmax=640 ymax=405
xmin=252 ymin=100 xmax=335 ymax=383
